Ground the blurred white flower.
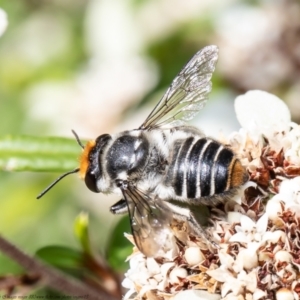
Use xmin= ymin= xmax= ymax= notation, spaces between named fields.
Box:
xmin=0 ymin=12 xmax=71 ymax=67
xmin=85 ymin=0 xmax=142 ymax=60
xmin=216 ymin=2 xmax=300 ymax=90
xmin=234 ymin=90 xmax=291 ymax=133
xmin=0 ymin=8 xmax=8 ymax=37
xmin=25 ymin=56 xmax=157 ymax=137
xmin=136 ymin=0 xmax=229 ymax=43
xmin=25 ymin=0 xmax=158 ymax=137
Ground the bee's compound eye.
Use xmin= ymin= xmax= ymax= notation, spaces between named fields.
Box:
xmin=83 ymin=133 xmax=112 ymax=193
xmin=84 ymin=171 xmax=99 ymax=193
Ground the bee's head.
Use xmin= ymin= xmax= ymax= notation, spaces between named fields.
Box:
xmin=37 ymin=130 xmax=111 ymax=199
xmin=79 ymin=133 xmax=112 ymax=193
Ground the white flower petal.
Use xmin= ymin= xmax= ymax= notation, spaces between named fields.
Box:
xmin=207 ymin=266 xmax=233 ymax=282
xmin=169 ymin=267 xmax=188 ymax=284
xmin=237 ymin=270 xmax=257 ymax=293
xmin=122 ymin=277 xmax=134 ymax=289
xmin=234 ymin=225 xmax=244 ymax=233
xmin=265 ymin=198 xmax=283 ymax=221
xmin=160 ymin=262 xmax=175 ymax=277
xmin=256 ymin=213 xmax=268 ymax=234
xmin=276 ymin=288 xmax=295 ymax=300
xmin=229 ymin=232 xmax=248 ymax=243
xmin=240 ymin=215 xmax=256 ymax=231
xmin=139 ymin=284 xmax=157 ymax=298
xmin=219 ymin=250 xmax=235 ymax=268
xmin=222 ymin=277 xmax=243 ymax=297
xmin=262 ymin=230 xmax=286 ymax=244
xmin=146 ymin=257 xmax=160 ymax=276
xmin=123 ymin=288 xmax=136 ymax=300
xmin=253 ymin=289 xmax=267 ymax=300
xmin=234 ymin=243 xmax=258 ymax=272
xmin=128 ymin=252 xmax=144 ymax=268
xmin=279 ymin=177 xmax=300 ymax=205
xmin=227 ymin=212 xmax=243 ymax=224
xmin=184 ymin=246 xmax=205 ymax=266
xmin=234 ymin=90 xmax=291 ymax=131
xmin=274 ymin=250 xmax=292 ymax=263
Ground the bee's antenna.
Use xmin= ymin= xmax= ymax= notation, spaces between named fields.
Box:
xmin=37 ymin=168 xmax=80 ymax=199
xmin=71 ymin=129 xmax=84 ymax=149
xmin=37 ymin=130 xmax=85 ymax=199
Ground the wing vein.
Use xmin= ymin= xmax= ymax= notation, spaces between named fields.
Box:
xmin=139 ymin=45 xmax=218 ymax=130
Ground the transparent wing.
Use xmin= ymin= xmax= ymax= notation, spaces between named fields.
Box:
xmin=139 ymin=45 xmax=218 ymax=130
xmin=121 ymin=185 xmax=173 ymax=257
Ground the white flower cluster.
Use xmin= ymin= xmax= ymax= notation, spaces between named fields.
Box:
xmin=122 ymin=91 xmax=300 ymax=300
xmin=123 ymin=253 xmax=177 ymax=299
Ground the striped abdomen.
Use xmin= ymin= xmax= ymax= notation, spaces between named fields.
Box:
xmin=166 ymin=137 xmax=246 ymax=200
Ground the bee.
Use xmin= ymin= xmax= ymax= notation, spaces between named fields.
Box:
xmin=37 ymin=45 xmax=248 ymax=257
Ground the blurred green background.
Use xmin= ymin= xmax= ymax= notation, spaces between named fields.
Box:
xmin=0 ymin=0 xmax=299 ymax=285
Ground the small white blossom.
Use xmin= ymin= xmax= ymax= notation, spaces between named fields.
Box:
xmin=227 ymin=211 xmax=243 ymax=224
xmin=169 ymin=267 xmax=188 ymax=284
xmin=184 ymin=247 xmax=205 ymax=266
xmin=278 ymin=177 xmax=300 ymax=205
xmin=274 ymin=250 xmax=292 ymax=264
xmin=276 ymin=288 xmax=295 ymax=300
xmin=230 ymin=214 xmax=268 ymax=243
xmin=252 ymin=289 xmax=267 ymax=300
xmin=218 ymin=270 xmax=257 ymax=298
xmin=207 ymin=264 xmax=233 ymax=283
xmin=234 ymin=243 xmax=259 ymax=271
xmin=265 ymin=198 xmax=283 ymax=222
xmin=261 ymin=230 xmax=286 ymax=245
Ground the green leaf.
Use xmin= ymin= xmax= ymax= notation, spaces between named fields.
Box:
xmin=36 ymin=245 xmax=83 ymax=274
xmin=106 ymin=216 xmax=132 ymax=271
xmin=74 ymin=212 xmax=91 ymax=255
xmin=0 ymin=135 xmax=82 ymax=172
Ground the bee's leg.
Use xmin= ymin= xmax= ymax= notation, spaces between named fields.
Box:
xmin=164 ymin=201 xmax=216 ymax=249
xmin=188 ymin=213 xmax=219 ymax=250
xmin=187 ymin=212 xmax=210 ymax=238
xmin=110 ymin=199 xmax=128 ymax=214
